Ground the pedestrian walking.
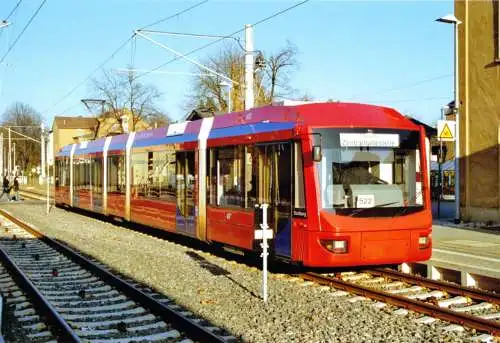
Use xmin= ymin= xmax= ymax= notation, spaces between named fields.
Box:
xmin=11 ymin=177 xmax=19 ymax=201
xmin=0 ymin=176 xmax=10 ymax=200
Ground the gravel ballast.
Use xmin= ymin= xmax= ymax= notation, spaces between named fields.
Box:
xmin=0 ymin=201 xmax=484 ymax=342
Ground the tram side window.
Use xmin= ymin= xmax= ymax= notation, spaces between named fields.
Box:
xmin=207 ymin=145 xmax=256 ymax=209
xmin=207 ymin=149 xmax=217 ymax=206
xmin=132 ymin=152 xmax=148 ymax=197
xmin=84 ymin=158 xmax=91 ymax=191
xmin=293 ymin=142 xmax=306 ymax=216
xmin=74 ymin=158 xmax=89 ymax=191
xmin=107 ymin=155 xmax=126 ymax=194
xmin=62 ymin=158 xmax=70 ymax=187
xmin=58 ymin=157 xmax=70 ymax=187
xmin=72 ymin=160 xmax=78 ymax=190
xmin=152 ymin=150 xmax=176 ymax=201
xmin=245 ymin=146 xmax=256 ymax=208
xmin=91 ymin=157 xmax=103 ymax=195
xmin=210 ymin=146 xmax=243 ymax=207
xmin=55 ymin=159 xmax=61 ymax=187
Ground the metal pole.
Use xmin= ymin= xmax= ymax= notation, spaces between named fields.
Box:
xmin=46 ymin=134 xmax=49 ymax=214
xmin=260 ymin=203 xmax=269 ymax=303
xmin=244 ymin=24 xmax=254 ymax=110
xmin=0 ymin=132 xmax=3 ymax=176
xmin=8 ymin=128 xmax=11 ymax=175
xmin=454 ymin=21 xmax=460 ymax=223
xmin=12 ymin=143 xmax=15 ymax=175
xmin=438 ymin=107 xmax=445 ymax=219
xmin=41 ymin=123 xmax=46 ymax=180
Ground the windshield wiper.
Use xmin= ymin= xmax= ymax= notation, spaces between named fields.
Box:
xmin=348 ymin=201 xmax=400 ymax=217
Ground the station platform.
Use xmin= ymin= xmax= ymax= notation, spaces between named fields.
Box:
xmin=402 ymin=221 xmax=500 ymax=291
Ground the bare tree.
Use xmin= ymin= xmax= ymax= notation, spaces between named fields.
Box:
xmin=264 ymin=41 xmax=298 ymax=101
xmin=1 ymin=102 xmax=42 ymax=173
xmin=188 ymin=42 xmax=299 ymax=114
xmin=91 ymin=68 xmax=166 ymax=133
xmin=146 ymin=110 xmax=171 ymax=128
xmin=187 ymin=44 xmax=246 ymax=113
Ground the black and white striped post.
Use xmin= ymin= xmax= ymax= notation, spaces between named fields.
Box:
xmin=255 ymin=203 xmax=273 ymax=303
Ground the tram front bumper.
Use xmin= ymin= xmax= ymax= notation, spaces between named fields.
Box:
xmin=302 ymin=229 xmax=432 ymax=268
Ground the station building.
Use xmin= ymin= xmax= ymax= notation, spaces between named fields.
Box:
xmin=455 ymin=0 xmax=500 ymax=223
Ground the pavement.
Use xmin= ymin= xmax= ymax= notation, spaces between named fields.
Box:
xmin=430 ymin=202 xmax=500 ymax=279
xmin=430 ymin=223 xmax=500 ymax=277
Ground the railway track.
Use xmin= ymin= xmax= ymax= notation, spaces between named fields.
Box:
xmin=301 ymin=270 xmax=500 ymax=338
xmin=18 ymin=189 xmax=49 ymax=201
xmin=12 ymin=188 xmax=500 ymax=340
xmin=0 ymin=209 xmax=236 ymax=343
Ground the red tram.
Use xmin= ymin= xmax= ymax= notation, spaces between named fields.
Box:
xmin=55 ymin=102 xmax=432 ymax=267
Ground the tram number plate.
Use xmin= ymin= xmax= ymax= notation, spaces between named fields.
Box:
xmin=357 ymin=195 xmax=375 ymax=208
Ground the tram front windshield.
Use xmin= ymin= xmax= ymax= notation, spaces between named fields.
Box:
xmin=314 ymin=128 xmax=424 ymax=216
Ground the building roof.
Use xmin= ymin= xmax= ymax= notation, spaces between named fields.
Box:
xmin=52 ymin=116 xmax=98 ymax=130
xmin=405 ymin=116 xmax=437 ymax=137
xmin=185 ymin=108 xmax=215 ymax=121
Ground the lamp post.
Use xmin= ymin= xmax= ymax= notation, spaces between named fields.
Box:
xmin=436 ymin=14 xmax=461 ymax=223
xmin=220 ymin=81 xmax=232 ymax=113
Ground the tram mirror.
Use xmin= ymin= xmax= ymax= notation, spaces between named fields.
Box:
xmin=312 ymin=145 xmax=322 ymax=162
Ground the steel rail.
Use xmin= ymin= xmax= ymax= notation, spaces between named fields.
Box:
xmin=0 ymin=208 xmax=228 ymax=343
xmin=301 ymin=272 xmax=500 ymax=336
xmin=0 ymin=248 xmax=81 ymax=342
xmin=367 ymin=268 xmax=500 ymax=304
xmin=18 ymin=191 xmax=44 ymax=200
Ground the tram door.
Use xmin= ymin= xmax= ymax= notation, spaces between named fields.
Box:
xmin=176 ymin=151 xmax=196 ymax=236
xmin=255 ymin=143 xmax=292 ymax=258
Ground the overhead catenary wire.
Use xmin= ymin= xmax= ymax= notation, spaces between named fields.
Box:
xmin=42 ymin=36 xmax=133 ymax=115
xmin=139 ymin=0 xmax=208 ymax=30
xmin=4 ymin=0 xmax=24 ymax=21
xmin=135 ymin=0 xmax=310 ymax=80
xmin=0 ymin=0 xmax=24 ymax=41
xmin=363 ymin=96 xmax=450 ymax=104
xmin=0 ymin=0 xmax=47 ymax=65
xmin=347 ymin=73 xmax=453 ymax=100
xmin=43 ymin=1 xmax=209 ymax=115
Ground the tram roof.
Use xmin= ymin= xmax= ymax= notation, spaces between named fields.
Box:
xmin=57 ymin=102 xmax=420 ymax=156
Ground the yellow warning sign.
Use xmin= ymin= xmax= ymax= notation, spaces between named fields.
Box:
xmin=437 ymin=120 xmax=455 ymax=142
xmin=440 ymin=123 xmax=453 ymax=139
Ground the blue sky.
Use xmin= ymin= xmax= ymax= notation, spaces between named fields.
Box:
xmin=0 ymin=0 xmax=455 ymax=127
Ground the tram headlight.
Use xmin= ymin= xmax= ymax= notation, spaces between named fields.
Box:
xmin=321 ymin=239 xmax=348 ymax=254
xmin=418 ymin=235 xmax=430 ymax=249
